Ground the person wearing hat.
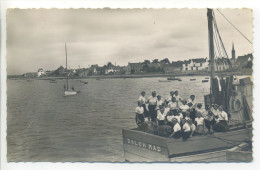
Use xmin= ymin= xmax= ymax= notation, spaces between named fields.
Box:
xmin=139 ymin=91 xmax=149 ymax=120
xmin=147 ymin=91 xmax=158 ymax=122
xmin=169 ymin=118 xmax=182 ymax=138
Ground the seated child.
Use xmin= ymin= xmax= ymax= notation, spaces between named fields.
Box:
xmin=169 ymin=118 xmax=182 ymax=138
xmin=213 ymin=105 xmax=229 ymax=132
xmin=188 ymin=119 xmax=196 ymax=137
xmin=195 ymin=112 xmax=205 ymax=135
xmin=195 ymin=103 xmax=207 ymax=117
xmin=182 ymin=119 xmax=191 ymax=140
xmin=166 ymin=110 xmax=175 ymax=126
xmin=204 ymin=106 xmax=215 ymax=133
xmin=135 ymin=101 xmax=145 ymax=126
xmin=173 ymin=109 xmax=183 ymax=124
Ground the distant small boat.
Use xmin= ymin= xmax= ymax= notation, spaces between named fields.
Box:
xmin=27 ymin=79 xmax=34 ymax=82
xmin=50 ymin=79 xmax=57 ymax=83
xmin=158 ymin=80 xmax=171 ymax=82
xmin=96 ymin=78 xmax=102 ymax=81
xmin=205 ymin=77 xmax=210 ymax=79
xmin=202 ymin=80 xmax=209 ymax=83
xmin=80 ymin=80 xmax=88 ymax=84
xmin=190 ymin=78 xmax=196 ymax=81
xmin=167 ymin=77 xmax=182 ymax=81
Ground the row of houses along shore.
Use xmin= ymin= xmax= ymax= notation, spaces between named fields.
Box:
xmin=21 ymin=52 xmax=253 ymax=78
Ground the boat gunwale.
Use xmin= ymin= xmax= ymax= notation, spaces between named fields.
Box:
xmin=123 ymin=126 xmax=252 ymax=143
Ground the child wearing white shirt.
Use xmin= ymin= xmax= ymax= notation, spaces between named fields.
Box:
xmin=213 ymin=105 xmax=229 ymax=132
xmin=169 ymin=118 xmax=182 ymax=138
xmin=147 ymin=91 xmax=158 ymax=122
xmin=195 ymin=112 xmax=205 ymax=135
xmin=135 ymin=101 xmax=145 ymax=126
xmin=157 ymin=105 xmax=166 ymax=125
xmin=139 ymin=91 xmax=149 ymax=120
xmin=182 ymin=119 xmax=191 ymax=140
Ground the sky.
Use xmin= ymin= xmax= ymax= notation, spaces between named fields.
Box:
xmin=6 ymin=8 xmax=253 ymax=75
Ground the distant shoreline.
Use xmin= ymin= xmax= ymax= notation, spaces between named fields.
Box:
xmin=7 ymin=71 xmax=252 ymax=80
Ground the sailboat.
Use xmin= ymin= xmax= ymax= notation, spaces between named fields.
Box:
xmin=64 ymin=43 xmax=77 ymax=96
xmin=121 ymin=9 xmax=252 ymax=162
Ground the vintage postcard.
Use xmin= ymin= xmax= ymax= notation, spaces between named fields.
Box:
xmin=3 ymin=6 xmax=255 ymax=165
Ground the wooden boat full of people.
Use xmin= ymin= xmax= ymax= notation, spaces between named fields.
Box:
xmin=122 ymin=9 xmax=253 ymax=162
xmin=122 ymin=76 xmax=253 ymax=162
xmin=122 ymin=123 xmax=252 ymax=162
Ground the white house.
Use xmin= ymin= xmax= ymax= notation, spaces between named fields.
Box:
xmin=182 ymin=58 xmax=209 ymax=71
xmin=37 ymin=68 xmax=45 ymax=77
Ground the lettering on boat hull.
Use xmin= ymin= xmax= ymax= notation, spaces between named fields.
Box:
xmin=123 ymin=137 xmax=162 ymax=153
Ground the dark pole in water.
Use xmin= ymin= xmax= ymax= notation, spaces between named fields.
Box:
xmin=207 ymin=8 xmax=215 ymax=103
xmin=65 ymin=42 xmax=68 ymax=90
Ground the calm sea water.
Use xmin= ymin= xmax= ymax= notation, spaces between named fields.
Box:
xmin=7 ymin=76 xmax=210 ymax=162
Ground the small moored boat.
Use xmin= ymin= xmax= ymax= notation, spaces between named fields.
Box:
xmin=158 ymin=80 xmax=171 ymax=82
xmin=63 ymin=43 xmax=77 ymax=96
xmin=50 ymin=79 xmax=57 ymax=83
xmin=167 ymin=77 xmax=182 ymax=81
xmin=80 ymin=80 xmax=88 ymax=84
xmin=202 ymin=80 xmax=209 ymax=83
xmin=190 ymin=78 xmax=196 ymax=81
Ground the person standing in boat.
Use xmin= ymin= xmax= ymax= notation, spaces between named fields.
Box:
xmin=156 ymin=95 xmax=164 ymax=110
xmin=168 ymin=97 xmax=178 ymax=110
xmin=135 ymin=101 xmax=145 ymax=126
xmin=179 ymin=99 xmax=189 ymax=118
xmin=147 ymin=91 xmax=158 ymax=122
xmin=213 ymin=105 xmax=229 ymax=132
xmin=174 ymin=90 xmax=182 ymax=106
xmin=166 ymin=91 xmax=175 ymax=104
xmin=139 ymin=91 xmax=149 ymax=121
xmin=157 ymin=105 xmax=166 ymax=125
xmin=194 ymin=112 xmax=205 ymax=135
xmin=188 ymin=95 xmax=197 ymax=122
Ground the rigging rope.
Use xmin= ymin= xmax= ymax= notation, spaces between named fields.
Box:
xmin=210 ymin=9 xmax=253 ymax=122
xmin=216 ymin=9 xmax=252 ymax=45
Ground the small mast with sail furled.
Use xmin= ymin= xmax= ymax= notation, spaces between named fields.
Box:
xmin=64 ymin=42 xmax=77 ymax=96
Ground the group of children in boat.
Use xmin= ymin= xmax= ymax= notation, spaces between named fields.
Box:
xmin=135 ymin=90 xmax=229 ymax=139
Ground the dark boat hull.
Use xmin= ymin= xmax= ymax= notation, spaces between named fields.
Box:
xmin=122 ymin=127 xmax=252 ymax=162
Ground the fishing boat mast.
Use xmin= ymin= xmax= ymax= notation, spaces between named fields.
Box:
xmin=207 ymin=8 xmax=215 ymax=103
xmin=65 ymin=42 xmax=69 ymax=90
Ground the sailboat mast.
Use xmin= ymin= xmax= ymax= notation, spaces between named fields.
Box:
xmin=65 ymin=42 xmax=69 ymax=90
xmin=207 ymin=9 xmax=215 ymax=100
